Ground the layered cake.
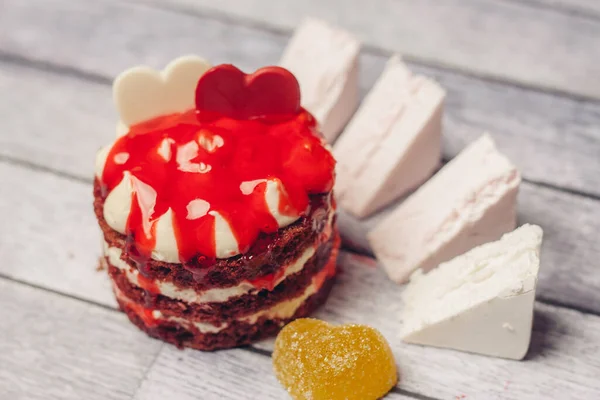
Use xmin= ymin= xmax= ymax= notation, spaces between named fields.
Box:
xmin=94 ymin=56 xmax=339 ymax=350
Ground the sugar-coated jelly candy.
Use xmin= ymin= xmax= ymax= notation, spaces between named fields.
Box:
xmin=273 ymin=318 xmax=398 ymax=400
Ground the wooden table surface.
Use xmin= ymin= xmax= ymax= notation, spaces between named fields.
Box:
xmin=1 ymin=0 xmax=599 ymax=398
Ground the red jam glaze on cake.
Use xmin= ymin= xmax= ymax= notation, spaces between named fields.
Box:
xmin=116 ymin=239 xmax=339 ymax=330
xmin=100 ymin=65 xmax=336 ymax=271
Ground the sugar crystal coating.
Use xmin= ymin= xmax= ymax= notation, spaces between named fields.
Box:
xmin=273 ymin=318 xmax=398 ymax=400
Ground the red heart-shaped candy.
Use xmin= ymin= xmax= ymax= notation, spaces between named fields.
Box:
xmin=195 ymin=64 xmax=301 ymax=120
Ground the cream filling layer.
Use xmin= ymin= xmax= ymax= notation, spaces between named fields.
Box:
xmin=113 ymin=272 xmax=326 ymax=334
xmin=104 ymin=240 xmax=316 ymax=304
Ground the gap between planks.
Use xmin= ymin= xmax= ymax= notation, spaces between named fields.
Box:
xmin=131 ymin=0 xmax=600 ymax=104
xmin=0 ymin=51 xmax=598 ymax=204
xmin=499 ymin=0 xmax=600 ymax=21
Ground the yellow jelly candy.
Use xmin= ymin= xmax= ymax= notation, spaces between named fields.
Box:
xmin=273 ymin=318 xmax=398 ymax=400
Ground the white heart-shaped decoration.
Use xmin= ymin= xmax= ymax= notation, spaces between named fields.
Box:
xmin=113 ymin=55 xmax=212 ymax=127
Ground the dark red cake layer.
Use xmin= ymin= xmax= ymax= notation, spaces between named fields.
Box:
xmin=116 ymin=276 xmax=335 ymax=351
xmin=107 ymin=232 xmax=337 ymax=323
xmin=94 ymin=179 xmax=334 ymax=291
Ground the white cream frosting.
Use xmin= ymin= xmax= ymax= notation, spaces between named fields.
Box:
xmin=152 ymin=209 xmax=180 ymax=262
xmin=103 ymin=172 xmax=133 ymax=233
xmin=97 ymin=143 xmax=311 ymax=260
xmin=96 ymin=145 xmax=309 ymax=261
xmin=239 ymin=178 xmax=300 ymax=227
xmin=209 ymin=211 xmax=240 ymax=259
xmin=104 ymin=240 xmax=316 ymax=304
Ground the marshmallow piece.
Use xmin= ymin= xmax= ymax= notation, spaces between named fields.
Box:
xmin=369 ymin=134 xmax=521 ymax=283
xmin=334 ymin=56 xmax=444 ymax=217
xmin=401 ymin=224 xmax=543 ymax=360
xmin=280 ymin=18 xmax=360 ymax=142
xmin=113 ymin=55 xmax=211 ymax=127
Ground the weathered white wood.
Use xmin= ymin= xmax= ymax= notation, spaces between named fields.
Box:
xmin=517 ymin=181 xmax=600 ymax=311
xmin=254 ymin=252 xmax=600 ymax=400
xmin=0 ymin=0 xmax=286 ymax=78
xmin=1 ymin=0 xmax=599 ymax=196
xmin=0 ymin=63 xmax=115 ymax=179
xmin=0 ymin=163 xmax=115 ymax=307
xmin=134 ymin=346 xmax=412 ymax=399
xmin=1 ymin=1 xmax=599 ymax=398
xmin=0 ymin=278 xmax=163 ymax=400
xmin=146 ymin=0 xmax=600 ymax=100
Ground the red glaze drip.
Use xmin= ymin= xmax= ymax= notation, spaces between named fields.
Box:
xmin=249 ymin=266 xmax=287 ymax=292
xmin=312 ymin=235 xmax=340 ymax=289
xmin=128 ymin=301 xmax=158 ymax=327
xmin=101 ymin=109 xmax=335 ymax=266
xmin=117 ymin=288 xmax=158 ymax=327
xmin=248 ymin=216 xmax=334 ymax=291
xmin=135 ymin=269 xmax=160 ymax=295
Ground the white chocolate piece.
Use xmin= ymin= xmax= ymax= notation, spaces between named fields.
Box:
xmin=369 ymin=134 xmax=521 ymax=283
xmin=113 ymin=55 xmax=211 ymax=127
xmin=334 ymin=56 xmax=444 ymax=217
xmin=280 ymin=18 xmax=360 ymax=142
xmin=401 ymin=224 xmax=543 ymax=360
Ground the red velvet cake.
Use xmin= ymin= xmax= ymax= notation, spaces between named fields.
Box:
xmin=94 ymin=56 xmax=339 ymax=350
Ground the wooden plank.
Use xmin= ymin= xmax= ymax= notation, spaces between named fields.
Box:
xmin=0 ymin=63 xmax=115 ymax=180
xmin=0 ymin=0 xmax=286 ymax=78
xmin=0 ymin=162 xmax=115 ymax=307
xmin=144 ymin=0 xmax=600 ymax=100
xmin=134 ymin=346 xmax=413 ymax=399
xmin=253 ymin=252 xmax=600 ymax=400
xmin=1 ymin=0 xmax=599 ymax=197
xmin=517 ymin=182 xmax=600 ymax=312
xmin=0 ymin=278 xmax=163 ymax=400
